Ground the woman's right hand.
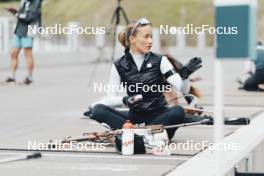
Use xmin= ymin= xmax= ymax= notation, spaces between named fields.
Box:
xmin=123 ymin=94 xmax=143 ymax=108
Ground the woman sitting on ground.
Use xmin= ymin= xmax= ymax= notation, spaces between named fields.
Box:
xmin=240 ymin=41 xmax=264 ymax=91
xmin=87 ymin=18 xmax=202 ymax=139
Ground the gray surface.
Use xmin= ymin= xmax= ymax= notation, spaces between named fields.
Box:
xmin=0 ymin=48 xmax=263 ymax=175
xmin=0 ymin=151 xmax=186 ymax=176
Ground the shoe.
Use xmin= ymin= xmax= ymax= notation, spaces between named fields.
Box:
xmin=101 ymin=123 xmax=111 ymax=131
xmin=5 ymin=77 xmax=16 ymax=83
xmin=23 ymin=77 xmax=33 ymax=85
xmin=201 ymin=115 xmax=214 ymax=125
xmin=83 ymin=107 xmax=93 ymax=118
xmin=236 ymin=77 xmax=244 ymax=85
xmin=225 ymin=117 xmax=250 ymax=125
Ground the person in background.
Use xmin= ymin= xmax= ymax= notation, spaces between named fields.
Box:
xmin=239 ymin=41 xmax=264 ymax=91
xmin=5 ymin=0 xmax=42 ymax=85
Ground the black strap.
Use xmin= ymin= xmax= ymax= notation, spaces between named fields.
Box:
xmin=164 ymin=69 xmax=176 ymax=79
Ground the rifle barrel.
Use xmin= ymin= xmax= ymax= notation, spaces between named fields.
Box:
xmin=183 ymin=106 xmax=213 ymax=114
xmin=163 ymin=119 xmax=210 ymax=129
xmin=0 ymin=153 xmax=41 ymax=164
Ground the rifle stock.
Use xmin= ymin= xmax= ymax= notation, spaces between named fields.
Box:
xmin=59 ymin=120 xmax=209 ymax=145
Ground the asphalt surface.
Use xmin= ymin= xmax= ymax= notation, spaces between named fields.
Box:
xmin=0 ymin=48 xmax=263 ymax=176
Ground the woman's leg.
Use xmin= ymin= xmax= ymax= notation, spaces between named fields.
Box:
xmin=91 ymin=104 xmax=128 ymax=129
xmin=256 ymin=69 xmax=264 ymax=84
xmin=150 ymin=106 xmax=185 ymax=139
xmin=24 ymin=48 xmax=34 ymax=78
xmin=8 ymin=48 xmax=21 ymax=81
xmin=243 ymin=74 xmax=259 ymax=91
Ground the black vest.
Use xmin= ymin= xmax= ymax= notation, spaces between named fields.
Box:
xmin=114 ymin=52 xmax=167 ymax=113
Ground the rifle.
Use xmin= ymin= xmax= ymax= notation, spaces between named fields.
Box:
xmin=49 ymin=117 xmax=249 ymax=152
xmin=183 ymin=106 xmax=213 ymax=114
xmin=114 ymin=105 xmax=211 ymax=117
xmin=58 ymin=119 xmax=210 ymax=145
xmin=62 ymin=130 xmax=122 ymax=144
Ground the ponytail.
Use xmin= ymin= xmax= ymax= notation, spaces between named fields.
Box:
xmin=118 ymin=30 xmax=126 ymax=47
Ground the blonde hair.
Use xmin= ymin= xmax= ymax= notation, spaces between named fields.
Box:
xmin=118 ymin=23 xmax=136 ymax=48
xmin=118 ymin=21 xmax=151 ymax=50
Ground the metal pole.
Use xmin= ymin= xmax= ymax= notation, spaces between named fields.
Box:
xmin=214 ymin=59 xmax=224 ymax=143
xmin=0 ymin=153 xmax=41 ymax=164
xmin=164 ymin=119 xmax=210 ymax=129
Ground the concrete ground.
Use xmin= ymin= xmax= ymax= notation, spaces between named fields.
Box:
xmin=0 ymin=48 xmax=263 ymax=175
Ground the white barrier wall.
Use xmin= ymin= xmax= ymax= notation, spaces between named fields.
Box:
xmin=197 ymin=32 xmax=206 ymax=49
xmin=0 ymin=17 xmax=11 ymax=53
xmin=167 ymin=112 xmax=264 ymax=176
xmin=67 ymin=22 xmax=80 ymax=52
xmin=151 ymin=28 xmax=161 ymax=53
xmin=176 ymin=29 xmax=186 ymax=49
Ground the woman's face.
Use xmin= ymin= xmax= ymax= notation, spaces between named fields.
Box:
xmin=130 ymin=25 xmax=152 ymax=54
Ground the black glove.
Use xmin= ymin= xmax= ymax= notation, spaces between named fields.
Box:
xmin=123 ymin=94 xmax=143 ymax=109
xmin=185 ymin=95 xmax=194 ymax=105
xmin=179 ymin=57 xmax=202 ymax=80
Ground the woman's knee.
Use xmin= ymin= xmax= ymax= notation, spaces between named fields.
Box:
xmin=169 ymin=106 xmax=185 ymax=122
xmin=24 ymin=48 xmax=33 ymax=57
xmin=11 ymin=49 xmax=20 ymax=59
xmin=243 ymin=76 xmax=258 ymax=91
xmin=244 ymin=82 xmax=258 ymax=91
xmin=91 ymin=104 xmax=109 ymax=121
